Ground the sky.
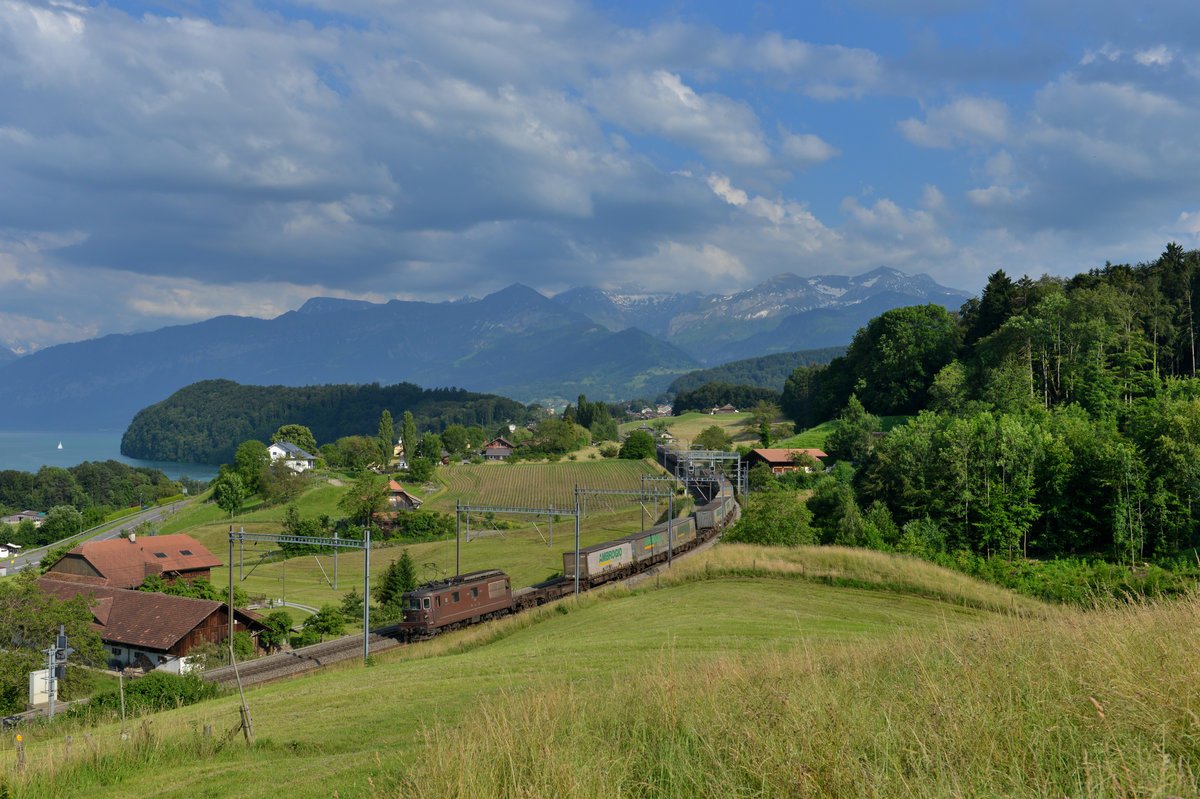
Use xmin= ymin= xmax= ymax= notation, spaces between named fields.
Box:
xmin=2 ymin=0 xmax=1200 ymax=353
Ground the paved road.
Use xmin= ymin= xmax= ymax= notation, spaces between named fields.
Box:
xmin=6 ymin=499 xmax=191 ymax=574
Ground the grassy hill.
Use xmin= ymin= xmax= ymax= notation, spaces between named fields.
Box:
xmin=19 ymin=473 xmax=1197 ymax=797
xmin=1 ymin=544 xmax=1085 ymax=799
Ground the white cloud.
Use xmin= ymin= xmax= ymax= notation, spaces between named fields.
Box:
xmin=919 ymin=184 xmax=948 ymax=215
xmin=1175 ymin=211 xmax=1200 ymax=242
xmin=590 ymin=71 xmax=772 ymax=167
xmin=707 ymin=174 xmax=749 ymax=206
xmin=1134 ymin=45 xmax=1174 ymax=67
xmin=898 ymin=96 xmax=1011 ymax=149
xmin=752 ymin=33 xmax=884 ymax=99
xmin=780 ymin=131 xmax=841 ymax=166
xmin=966 ymin=184 xmax=1030 ymax=208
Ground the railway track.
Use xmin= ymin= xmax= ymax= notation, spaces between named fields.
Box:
xmin=205 ymin=462 xmax=738 ymax=690
xmin=206 ymin=525 xmax=731 ymax=689
xmin=204 ymin=624 xmax=407 ymax=687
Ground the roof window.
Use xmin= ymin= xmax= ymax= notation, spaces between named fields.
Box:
xmin=180 ymin=550 xmax=193 ymax=556
xmin=154 ymin=552 xmax=167 ymax=558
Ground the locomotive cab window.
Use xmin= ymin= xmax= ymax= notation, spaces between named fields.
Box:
xmin=470 ymin=587 xmax=478 ymax=598
xmin=422 ymin=597 xmax=430 ymax=610
xmin=451 ymin=591 xmax=460 ymax=603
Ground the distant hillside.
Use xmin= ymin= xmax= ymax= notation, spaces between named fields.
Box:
xmin=706 ymin=291 xmax=955 ymax=364
xmin=0 ymin=346 xmax=16 ymax=364
xmin=666 ymin=347 xmax=848 ymax=396
xmin=552 ymin=267 xmax=969 ymax=364
xmin=551 ymin=287 xmax=705 ymax=338
xmin=0 ymin=284 xmax=698 ymax=430
xmin=121 ymin=379 xmax=533 ymax=465
xmin=0 ymin=269 xmax=967 ymax=430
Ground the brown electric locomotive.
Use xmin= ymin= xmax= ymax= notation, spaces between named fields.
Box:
xmin=399 ymin=569 xmax=512 ymax=636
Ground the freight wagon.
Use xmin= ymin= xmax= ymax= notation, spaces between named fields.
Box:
xmin=399 ymin=473 xmax=740 ymax=638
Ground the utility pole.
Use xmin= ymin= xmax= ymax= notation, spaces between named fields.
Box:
xmin=227 ymin=528 xmax=374 ymax=664
xmin=42 ymin=626 xmax=72 ymax=721
xmin=574 ymin=486 xmax=580 ymax=596
xmin=364 ymin=528 xmax=371 ymax=662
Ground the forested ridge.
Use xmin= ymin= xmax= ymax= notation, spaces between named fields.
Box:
xmin=775 ymin=243 xmax=1200 ymax=569
xmin=666 ymin=347 xmax=846 ymax=396
xmin=121 ymin=379 xmax=534 ymax=465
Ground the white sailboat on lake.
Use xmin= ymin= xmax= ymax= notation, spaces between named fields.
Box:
xmin=57 ymin=441 xmax=62 ymax=450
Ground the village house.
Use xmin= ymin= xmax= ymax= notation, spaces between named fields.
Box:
xmin=388 ymin=479 xmax=423 ymax=511
xmin=711 ymin=404 xmax=738 ymax=415
xmin=38 ymin=577 xmax=265 ymax=673
xmin=484 ymin=437 xmax=514 ymax=460
xmin=0 ymin=510 xmax=45 ymax=527
xmin=43 ymin=533 xmax=222 ymax=589
xmin=268 ymin=441 xmax=317 ymax=472
xmin=744 ymin=448 xmax=829 ymax=474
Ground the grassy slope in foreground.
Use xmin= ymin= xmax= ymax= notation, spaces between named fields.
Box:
xmin=10 ymin=546 xmax=1200 ymax=798
xmin=8 ymin=546 xmax=1030 ymax=797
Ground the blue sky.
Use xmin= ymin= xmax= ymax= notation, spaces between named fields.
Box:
xmin=1 ymin=0 xmax=1199 ymax=352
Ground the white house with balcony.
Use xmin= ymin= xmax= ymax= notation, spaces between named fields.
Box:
xmin=268 ymin=441 xmax=317 ymax=473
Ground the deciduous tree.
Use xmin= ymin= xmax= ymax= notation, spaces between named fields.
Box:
xmin=619 ymin=430 xmax=656 ymax=459
xmin=693 ymin=425 xmax=732 ymax=452
xmin=212 ymin=473 xmax=246 ymax=518
xmin=724 ymin=484 xmax=815 ymax=546
xmin=271 ymin=424 xmax=317 ymax=456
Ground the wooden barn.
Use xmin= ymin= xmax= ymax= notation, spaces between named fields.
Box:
xmin=43 ymin=533 xmax=222 ymax=589
xmin=38 ymin=577 xmax=265 ymax=673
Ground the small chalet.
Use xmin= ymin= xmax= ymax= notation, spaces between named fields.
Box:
xmin=38 ymin=577 xmax=265 ymax=673
xmin=44 ymin=533 xmax=222 ymax=590
xmin=745 ymin=448 xmax=829 ymax=474
xmin=711 ymin=404 xmax=738 ymax=415
xmin=1 ymin=510 xmax=45 ymax=527
xmin=388 ymin=479 xmax=423 ymax=511
xmin=268 ymin=441 xmax=317 ymax=472
xmin=484 ymin=437 xmax=514 ymax=461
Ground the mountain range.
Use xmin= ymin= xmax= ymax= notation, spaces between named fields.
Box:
xmin=0 ymin=267 xmax=969 ymax=431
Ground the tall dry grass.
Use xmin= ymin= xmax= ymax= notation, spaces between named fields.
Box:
xmin=657 ymin=543 xmax=1051 ymax=616
xmin=392 ymin=592 xmax=1200 ymax=798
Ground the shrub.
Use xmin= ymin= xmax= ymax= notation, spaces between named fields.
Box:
xmin=83 ymin=671 xmax=218 ymax=717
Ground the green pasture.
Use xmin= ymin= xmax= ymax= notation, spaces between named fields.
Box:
xmin=623 ymin=411 xmax=759 ymax=447
xmin=774 ymin=419 xmax=837 ymax=449
xmin=201 ymin=502 xmax=674 ymax=623
xmin=2 ymin=544 xmax=1023 ymax=799
xmin=424 ymin=459 xmax=659 ymax=511
xmin=775 ymin=414 xmax=913 ymax=450
xmin=158 ymin=464 xmax=679 ymax=624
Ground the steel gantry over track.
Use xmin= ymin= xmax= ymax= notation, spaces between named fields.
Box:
xmin=575 ymin=482 xmax=682 ymax=567
xmin=660 ymin=445 xmax=746 ymax=497
xmin=227 ymin=527 xmax=373 ymax=663
xmin=454 ymin=499 xmax=584 ymax=595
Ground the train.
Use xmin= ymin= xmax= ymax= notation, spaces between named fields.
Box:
xmin=397 ymin=474 xmax=740 ymax=640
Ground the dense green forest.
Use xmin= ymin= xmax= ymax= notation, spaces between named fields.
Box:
xmin=0 ymin=460 xmax=182 ymax=547
xmin=121 ymin=379 xmax=536 ymax=465
xmin=775 ymin=243 xmax=1200 ymax=567
xmin=673 ymin=382 xmax=781 ymax=414
xmin=666 ymin=346 xmax=846 ymax=396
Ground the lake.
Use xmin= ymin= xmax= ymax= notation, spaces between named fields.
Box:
xmin=0 ymin=430 xmax=219 ymax=482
